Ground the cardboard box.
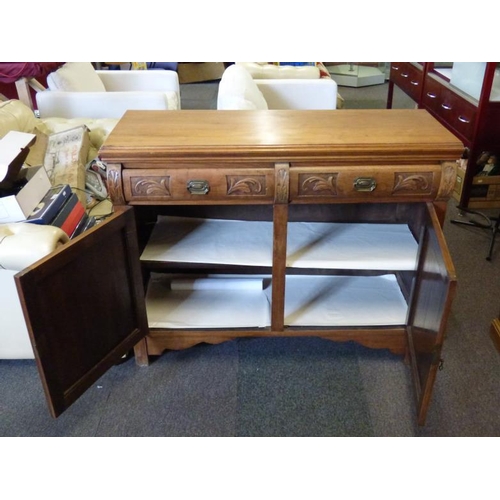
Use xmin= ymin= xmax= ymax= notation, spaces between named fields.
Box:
xmin=177 ymin=63 xmax=225 ymax=84
xmin=0 ymin=166 xmax=52 ymax=223
xmin=0 ymin=130 xmax=52 ymax=223
xmin=0 ymin=131 xmax=35 ymax=187
xmin=25 ymin=129 xmax=48 ymax=168
xmin=469 ymin=175 xmax=500 ymax=209
xmin=452 ymin=160 xmax=467 ymax=202
xmin=44 ymin=125 xmax=90 ymax=207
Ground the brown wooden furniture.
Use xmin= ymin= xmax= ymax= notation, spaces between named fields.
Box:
xmin=387 ymin=62 xmax=500 ymax=209
xmin=15 ymin=109 xmax=463 ymax=425
xmin=491 ymin=310 xmax=500 ymax=353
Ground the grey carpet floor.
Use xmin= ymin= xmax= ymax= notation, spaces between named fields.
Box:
xmin=1 ymin=82 xmax=499 ymax=437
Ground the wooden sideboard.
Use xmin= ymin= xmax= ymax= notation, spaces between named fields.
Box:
xmin=15 ymin=109 xmax=464 ymax=425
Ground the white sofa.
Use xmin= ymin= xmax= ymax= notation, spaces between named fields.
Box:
xmin=0 ymin=223 xmax=68 ymax=358
xmin=36 ymin=62 xmax=181 ymax=119
xmin=217 ymin=64 xmax=338 ymax=110
xmin=0 ymin=98 xmax=116 ymax=358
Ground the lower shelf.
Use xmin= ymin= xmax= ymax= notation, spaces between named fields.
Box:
xmin=145 ymin=273 xmax=408 ymax=329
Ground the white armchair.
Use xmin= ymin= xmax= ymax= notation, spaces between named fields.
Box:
xmin=217 ymin=64 xmax=338 ymax=111
xmin=36 ymin=62 xmax=181 ymax=119
xmin=0 ymin=223 xmax=68 ymax=359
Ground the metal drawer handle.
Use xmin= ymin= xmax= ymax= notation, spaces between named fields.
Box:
xmin=410 ymin=80 xmax=419 ymax=86
xmin=401 ymin=72 xmax=409 ymax=78
xmin=441 ymin=103 xmax=452 ymax=110
xmin=427 ymin=92 xmax=437 ymax=99
xmin=187 ymin=179 xmax=210 ymax=195
xmin=354 ymin=177 xmax=377 ymax=192
xmin=392 ymin=65 xmax=399 ymax=70
xmin=458 ymin=115 xmax=471 ymax=124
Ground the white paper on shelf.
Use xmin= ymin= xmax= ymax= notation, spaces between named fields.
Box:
xmin=141 ymin=216 xmax=418 ymax=270
xmin=170 ymin=278 xmax=264 ymax=291
xmin=286 ymin=222 xmax=418 ymax=270
xmin=146 ymin=273 xmax=271 ymax=329
xmin=140 ymin=216 xmax=274 ymax=266
xmin=280 ymin=275 xmax=408 ymax=327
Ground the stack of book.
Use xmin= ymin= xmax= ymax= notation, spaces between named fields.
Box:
xmin=25 ymin=184 xmax=96 ymax=238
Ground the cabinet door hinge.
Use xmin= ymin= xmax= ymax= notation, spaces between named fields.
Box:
xmin=432 ymin=346 xmax=444 ymax=370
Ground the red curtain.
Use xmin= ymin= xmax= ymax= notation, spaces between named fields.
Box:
xmin=0 ymin=62 xmax=63 ymax=99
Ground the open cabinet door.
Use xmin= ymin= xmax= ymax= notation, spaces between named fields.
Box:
xmin=407 ymin=202 xmax=457 ymax=426
xmin=15 ymin=206 xmax=148 ymax=418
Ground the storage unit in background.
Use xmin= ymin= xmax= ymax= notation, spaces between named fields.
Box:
xmin=388 ymin=62 xmax=500 ymax=209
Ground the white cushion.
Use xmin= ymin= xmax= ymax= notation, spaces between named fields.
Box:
xmin=0 ymin=223 xmax=68 ymax=272
xmin=0 ymin=99 xmax=38 ymax=137
xmin=236 ymin=62 xmax=320 ymax=80
xmin=217 ymin=65 xmax=268 ymax=110
xmin=47 ymin=62 xmax=106 ymax=92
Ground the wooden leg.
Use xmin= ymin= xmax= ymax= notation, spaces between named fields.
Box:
xmin=490 ymin=319 xmax=500 ymax=354
xmin=15 ymin=78 xmax=34 ymax=110
xmin=134 ymin=338 xmax=150 ymax=366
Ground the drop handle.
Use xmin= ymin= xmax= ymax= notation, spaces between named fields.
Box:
xmin=187 ymin=179 xmax=210 ymax=194
xmin=354 ymin=177 xmax=377 ymax=192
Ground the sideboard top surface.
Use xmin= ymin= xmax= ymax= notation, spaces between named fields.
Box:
xmin=99 ymin=110 xmax=464 ymax=163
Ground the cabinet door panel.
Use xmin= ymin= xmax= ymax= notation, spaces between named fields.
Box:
xmin=407 ymin=202 xmax=456 ymax=425
xmin=15 ymin=207 xmax=148 ymax=418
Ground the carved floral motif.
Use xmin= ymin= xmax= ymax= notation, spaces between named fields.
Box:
xmin=226 ymin=176 xmax=265 ymax=195
xmin=437 ymin=162 xmax=457 ymax=199
xmin=131 ymin=176 xmax=171 ymax=197
xmin=298 ymin=173 xmax=338 ymax=196
xmin=107 ymin=164 xmax=125 ymax=205
xmin=393 ymin=172 xmax=433 ymax=194
xmin=275 ymin=166 xmax=289 ymax=203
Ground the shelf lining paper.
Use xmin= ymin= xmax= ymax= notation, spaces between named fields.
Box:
xmin=145 ymin=274 xmax=408 ymax=329
xmin=140 ymin=216 xmax=419 ymax=271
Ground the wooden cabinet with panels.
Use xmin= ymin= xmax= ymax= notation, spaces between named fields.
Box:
xmin=15 ymin=110 xmax=463 ymax=425
xmin=388 ymin=62 xmax=500 ymax=208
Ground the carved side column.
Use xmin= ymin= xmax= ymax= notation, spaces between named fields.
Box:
xmin=271 ymin=163 xmax=290 ymax=332
xmin=106 ymin=163 xmax=126 ymax=205
xmin=435 ymin=161 xmax=459 ymax=226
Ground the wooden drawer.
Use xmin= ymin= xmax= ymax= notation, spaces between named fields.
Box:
xmin=422 ymin=76 xmax=444 ymax=115
xmin=423 ymin=76 xmax=477 ymax=142
xmin=289 ymin=165 xmax=442 ymax=202
xmin=390 ymin=62 xmax=423 ymax=102
xmin=122 ymin=167 xmax=275 ymax=203
xmin=445 ymin=90 xmax=477 ymax=141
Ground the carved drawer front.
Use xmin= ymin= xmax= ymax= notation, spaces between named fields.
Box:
xmin=122 ymin=168 xmax=275 ymax=203
xmin=289 ymin=165 xmax=443 ymax=202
